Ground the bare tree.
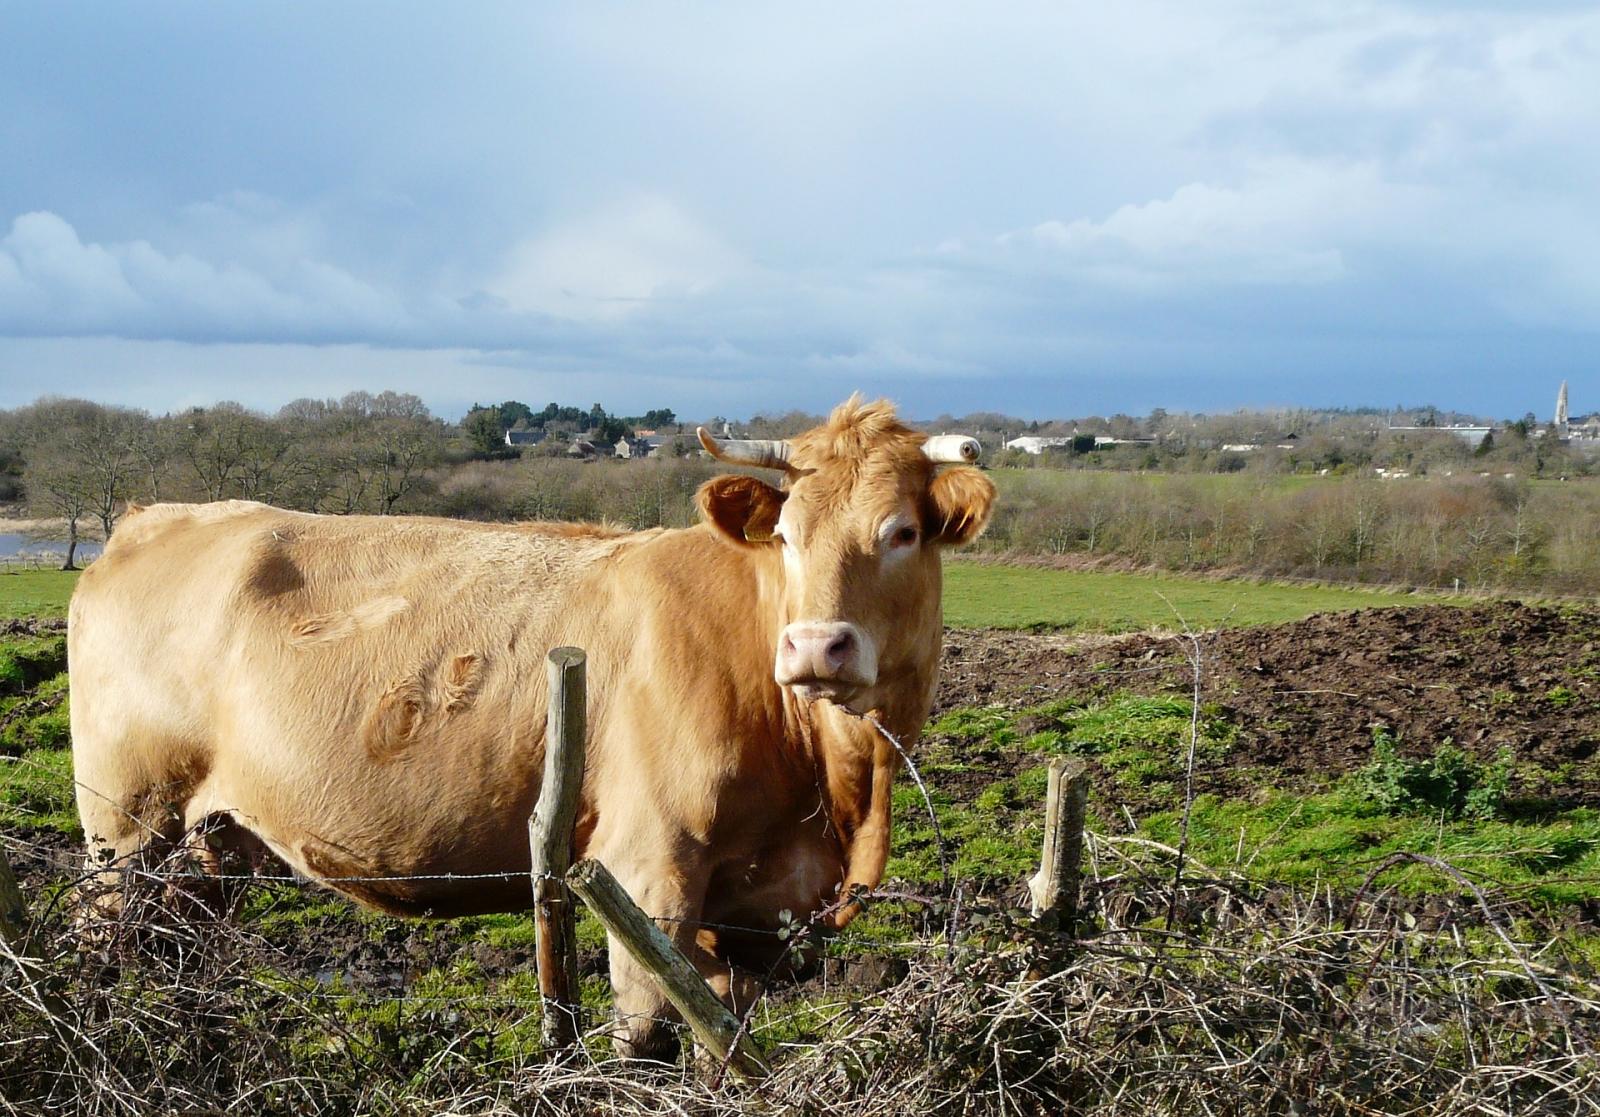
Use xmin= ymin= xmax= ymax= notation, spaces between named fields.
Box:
xmin=15 ymin=399 xmax=149 ymax=555
xmin=235 ymin=413 xmax=294 ymax=502
xmin=179 ymin=403 xmax=253 ymax=501
xmin=22 ymin=443 xmax=93 ymax=569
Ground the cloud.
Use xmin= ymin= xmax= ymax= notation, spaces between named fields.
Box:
xmin=2 ymin=3 xmax=1600 ymax=419
xmin=0 ymin=209 xmax=407 ymax=343
xmin=488 ymin=196 xmax=745 ymax=322
xmin=995 ymin=162 xmax=1404 ymax=290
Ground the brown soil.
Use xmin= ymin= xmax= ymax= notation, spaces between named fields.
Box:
xmin=0 ymin=617 xmax=66 ymax=637
xmin=938 ymin=601 xmax=1600 ymax=805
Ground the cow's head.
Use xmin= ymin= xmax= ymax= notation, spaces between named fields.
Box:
xmin=696 ymin=396 xmax=995 ymax=713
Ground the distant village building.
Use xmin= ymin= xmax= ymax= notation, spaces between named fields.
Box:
xmin=1387 ymin=424 xmax=1494 ymax=446
xmin=1550 ymin=382 xmax=1600 ymax=445
xmin=1093 ymin=436 xmax=1155 ymax=449
xmin=567 ymin=438 xmax=611 ymax=459
xmin=504 ymin=429 xmax=545 ymax=449
xmin=1569 ymin=416 xmax=1600 ymax=442
xmin=1004 ymin=436 xmax=1074 ymax=454
xmin=1218 ymin=435 xmax=1296 ymax=453
xmin=614 ymin=435 xmax=660 ymax=460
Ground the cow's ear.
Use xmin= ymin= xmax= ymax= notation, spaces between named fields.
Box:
xmin=698 ymin=475 xmax=787 ymax=545
xmin=927 ymin=466 xmax=996 ymax=546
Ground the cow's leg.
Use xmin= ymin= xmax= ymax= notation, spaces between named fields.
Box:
xmin=73 ymin=761 xmax=183 ymax=927
xmin=601 ymin=864 xmax=710 ymax=1056
xmin=171 ymin=802 xmax=260 ymax=921
xmin=70 ymin=718 xmax=202 ymax=926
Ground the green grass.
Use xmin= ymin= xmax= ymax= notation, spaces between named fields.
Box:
xmin=887 ymin=777 xmax=1045 ymax=883
xmin=943 ymin=561 xmax=1445 ymax=631
xmin=0 ymin=746 xmax=78 ymax=833
xmin=0 ymin=569 xmax=77 ymax=619
xmin=0 ymin=673 xmax=70 ymax=754
xmin=1138 ymin=792 xmax=1600 ymax=905
xmin=897 ymin=693 xmax=1239 ymax=882
xmin=908 ymin=697 xmax=1600 ymax=907
xmin=0 ymin=633 xmax=67 ymax=694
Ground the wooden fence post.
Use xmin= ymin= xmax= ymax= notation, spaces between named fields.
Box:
xmin=528 ymin=646 xmax=587 ymax=1051
xmin=1028 ymin=756 xmax=1090 ymax=931
xmin=0 ymin=838 xmax=28 ymax=952
xmin=567 ymin=857 xmax=770 ymax=1080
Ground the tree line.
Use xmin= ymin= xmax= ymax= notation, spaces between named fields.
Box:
xmin=0 ymin=392 xmax=462 ymax=566
xmin=983 ymin=471 xmax=1600 ymax=595
xmin=0 ymin=392 xmax=703 ymax=568
xmin=5 ymin=391 xmax=1598 ymax=595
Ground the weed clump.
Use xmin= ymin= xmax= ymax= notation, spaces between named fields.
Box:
xmin=1351 ymin=726 xmax=1513 ymax=821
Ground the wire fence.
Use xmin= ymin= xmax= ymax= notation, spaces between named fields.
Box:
xmin=4 ymin=617 xmax=1600 ymax=1114
xmin=4 ymin=804 xmax=1599 ymax=1116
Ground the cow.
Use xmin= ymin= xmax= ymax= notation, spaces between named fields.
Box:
xmin=68 ymin=395 xmax=996 ymax=1057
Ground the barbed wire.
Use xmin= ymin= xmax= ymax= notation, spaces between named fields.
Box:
xmin=5 ymin=617 xmax=1600 ymax=1112
xmin=5 ymin=820 xmax=1599 ymax=1116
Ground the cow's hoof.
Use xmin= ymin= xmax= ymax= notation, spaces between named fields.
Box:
xmin=613 ymin=1020 xmax=682 ymax=1064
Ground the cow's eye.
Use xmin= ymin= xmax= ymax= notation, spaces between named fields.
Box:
xmin=893 ymin=525 xmax=919 ymax=547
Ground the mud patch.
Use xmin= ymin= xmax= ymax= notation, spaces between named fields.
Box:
xmin=937 ymin=602 xmax=1600 ymax=805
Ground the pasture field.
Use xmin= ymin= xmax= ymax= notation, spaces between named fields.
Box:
xmin=987 ymin=465 xmax=1325 ymax=499
xmin=943 ymin=559 xmax=1443 ymax=630
xmin=0 ymin=563 xmax=1443 ymax=632
xmin=1 ymin=569 xmax=1597 ymax=1111
xmin=0 ymin=568 xmax=77 ymax=619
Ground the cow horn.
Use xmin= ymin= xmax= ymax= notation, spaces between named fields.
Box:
xmin=922 ymin=435 xmax=981 ymax=464
xmin=696 ymin=427 xmax=793 ymax=471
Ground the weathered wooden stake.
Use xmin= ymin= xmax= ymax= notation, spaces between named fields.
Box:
xmin=528 ymin=646 xmax=587 ymax=1051
xmin=1028 ymin=756 xmax=1090 ymax=931
xmin=567 ymin=857 xmax=770 ymax=1080
xmin=0 ymin=838 xmax=28 ymax=952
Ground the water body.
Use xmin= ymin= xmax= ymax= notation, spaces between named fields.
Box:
xmin=0 ymin=532 xmax=103 ymax=562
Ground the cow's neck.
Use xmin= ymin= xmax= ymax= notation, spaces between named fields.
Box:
xmin=744 ymin=543 xmax=941 ymax=915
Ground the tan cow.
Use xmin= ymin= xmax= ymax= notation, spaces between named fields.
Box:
xmin=68 ymin=396 xmax=995 ymax=1056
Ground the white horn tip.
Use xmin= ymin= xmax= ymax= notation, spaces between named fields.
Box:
xmin=924 ymin=435 xmax=982 ymax=464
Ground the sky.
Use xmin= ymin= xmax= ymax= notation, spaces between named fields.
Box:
xmin=1 ymin=2 xmax=1597 ymax=422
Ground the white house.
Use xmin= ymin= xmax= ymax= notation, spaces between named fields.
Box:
xmin=1004 ymin=436 xmax=1074 ymax=454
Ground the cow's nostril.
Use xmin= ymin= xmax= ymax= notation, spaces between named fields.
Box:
xmin=826 ymin=632 xmax=854 ymax=662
